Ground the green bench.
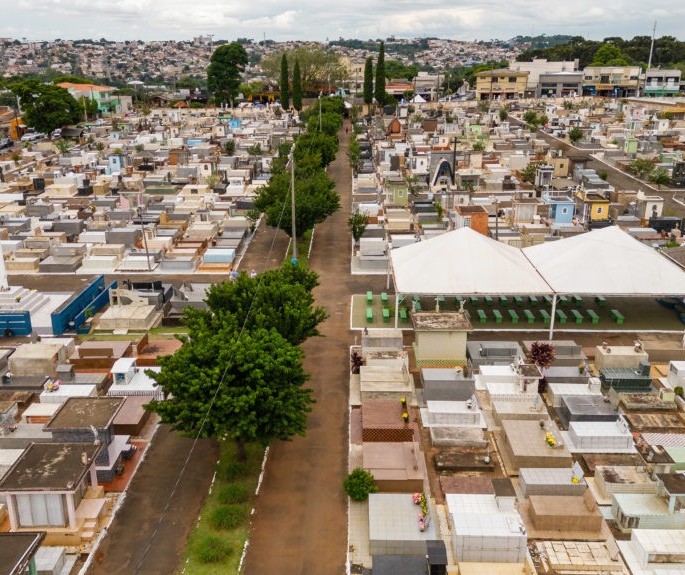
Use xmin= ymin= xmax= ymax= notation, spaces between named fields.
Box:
xmin=572 ymin=295 xmax=583 ymax=306
xmin=399 ymin=308 xmax=408 ymax=322
xmin=366 ymin=307 xmax=373 ymax=322
xmin=587 ymin=309 xmax=600 ymax=325
xmin=381 ymin=292 xmax=388 ymax=304
xmin=477 ymin=309 xmax=487 ymax=324
xmin=558 ymin=295 xmax=569 ymax=307
xmin=529 ymin=296 xmax=539 ymax=306
xmin=382 ymin=308 xmax=390 ymax=322
xmin=571 ymin=309 xmax=583 ymax=324
xmin=366 ymin=291 xmax=373 ymax=304
xmin=610 ymin=309 xmax=625 ymax=324
xmin=595 ymin=295 xmax=607 ymax=307
xmin=556 ymin=309 xmax=568 ymax=324
xmin=492 ymin=309 xmax=503 ymax=324
xmin=484 ymin=296 xmax=494 ymax=307
xmin=470 ymin=297 xmax=479 ymax=305
xmin=523 ymin=309 xmax=535 ymax=324
xmin=543 ymin=295 xmax=553 ymax=306
xmin=499 ymin=296 xmax=509 ymax=307
xmin=540 ymin=309 xmax=551 ymax=326
xmin=508 ymin=309 xmax=519 ymax=324
xmin=514 ymin=296 xmax=524 ymax=306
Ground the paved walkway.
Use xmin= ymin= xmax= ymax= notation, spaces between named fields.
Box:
xmin=86 ymin=426 xmax=218 ymax=575
xmin=242 ymin=122 xmax=387 ymax=574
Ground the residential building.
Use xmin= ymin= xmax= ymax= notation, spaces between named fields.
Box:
xmin=536 ymin=71 xmax=583 ymax=98
xmin=474 ymin=69 xmax=529 ymax=100
xmin=509 ymin=58 xmax=579 ymax=95
xmin=582 ymin=66 xmax=641 ymax=97
xmin=56 ymin=82 xmax=132 ymax=115
xmin=643 ymin=68 xmax=682 ymax=97
xmin=454 ymin=205 xmax=489 ymax=236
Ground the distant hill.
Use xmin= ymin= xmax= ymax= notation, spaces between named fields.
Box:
xmin=508 ymin=35 xmax=575 ymax=49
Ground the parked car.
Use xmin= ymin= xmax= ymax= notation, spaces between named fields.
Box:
xmin=50 ymin=128 xmax=62 ymax=139
xmin=0 ymin=138 xmax=12 ymax=150
xmin=20 ymin=131 xmax=46 ymax=142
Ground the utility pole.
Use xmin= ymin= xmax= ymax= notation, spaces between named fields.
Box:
xmin=643 ymin=21 xmax=657 ymax=97
xmin=288 ymin=142 xmax=298 ymax=260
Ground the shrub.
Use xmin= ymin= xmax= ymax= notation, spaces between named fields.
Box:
xmin=222 ymin=460 xmax=248 ymax=481
xmin=193 ymin=534 xmax=232 ymax=563
xmin=210 ymin=504 xmax=247 ymax=530
xmin=675 ymin=386 xmax=684 ymax=398
xmin=218 ymin=483 xmax=250 ymax=504
xmin=344 ymin=468 xmax=378 ymax=501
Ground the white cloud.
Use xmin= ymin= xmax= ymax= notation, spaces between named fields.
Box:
xmin=2 ymin=0 xmax=685 ymax=41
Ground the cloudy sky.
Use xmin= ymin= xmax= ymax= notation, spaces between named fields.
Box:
xmin=1 ymin=0 xmax=684 ymax=42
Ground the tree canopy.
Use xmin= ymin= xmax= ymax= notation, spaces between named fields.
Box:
xmin=591 ymin=43 xmax=631 ymax=66
xmin=261 ymin=47 xmax=347 ymax=95
xmin=374 ymin=42 xmax=386 ymax=104
xmin=207 ymin=42 xmax=248 ymax=106
xmin=384 ymin=60 xmax=419 ymax=81
xmin=279 ymin=54 xmax=290 ymax=109
xmin=147 ymin=264 xmax=325 ymax=459
xmin=292 ymin=59 xmax=303 ymax=111
xmin=10 ymin=79 xmax=82 ymax=133
xmin=363 ymin=57 xmax=373 ymax=105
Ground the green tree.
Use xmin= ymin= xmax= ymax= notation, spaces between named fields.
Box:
xmin=207 ymin=42 xmax=249 ymax=106
xmin=10 ymin=80 xmax=81 ymax=134
xmin=568 ymin=126 xmax=583 ymax=145
xmin=224 ymin=140 xmax=235 ymax=155
xmin=347 ymin=133 xmax=362 ymax=172
xmin=79 ymin=96 xmax=99 ymax=121
xmin=348 ymin=211 xmax=369 ymax=245
xmin=363 ymin=57 xmax=373 ymax=106
xmin=147 ymin=316 xmax=313 ymax=461
xmin=344 ymin=468 xmax=378 ymax=501
xmin=384 ymin=60 xmax=419 ymax=81
xmin=54 ymin=139 xmax=71 ymax=155
xmin=521 ymin=162 xmax=539 ymax=184
xmin=261 ymin=47 xmax=346 ymax=95
xmin=292 ymin=59 xmax=302 ymax=111
xmin=374 ymin=42 xmax=386 ymax=105
xmin=499 ymin=107 xmax=509 ymax=122
xmin=591 ymin=43 xmax=631 ymax=66
xmin=247 ymin=143 xmax=263 ymax=156
xmin=648 ymin=168 xmax=671 ymax=188
xmin=279 ymin=53 xmax=290 ymax=109
xmin=204 ymin=265 xmax=327 ymax=346
xmin=628 ymin=158 xmax=656 ymax=179
xmin=254 ymin=169 xmax=340 ymax=239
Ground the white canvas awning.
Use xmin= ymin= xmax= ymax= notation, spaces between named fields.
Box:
xmin=523 ymin=226 xmax=685 ymax=296
xmin=390 ymin=227 xmax=551 ymax=296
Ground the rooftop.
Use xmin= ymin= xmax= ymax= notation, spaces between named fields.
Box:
xmin=0 ymin=532 xmax=46 ymax=575
xmin=412 ymin=311 xmax=472 ymax=331
xmin=0 ymin=442 xmax=101 ymax=492
xmin=44 ymin=396 xmax=124 ymax=430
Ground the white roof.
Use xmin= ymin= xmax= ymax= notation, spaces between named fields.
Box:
xmin=523 ymin=226 xmax=685 ymax=295
xmin=411 ymin=94 xmax=427 ymax=103
xmin=390 ymin=227 xmax=550 ymax=296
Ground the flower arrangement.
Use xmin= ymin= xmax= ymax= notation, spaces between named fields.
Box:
xmin=545 ymin=432 xmax=556 ymax=447
xmin=402 ymin=412 xmax=409 ymax=423
xmin=418 ymin=514 xmax=426 ymax=531
xmin=571 ymin=476 xmax=580 ymax=484
xmin=412 ymin=492 xmax=421 ymax=505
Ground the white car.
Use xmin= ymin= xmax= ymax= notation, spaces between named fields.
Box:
xmin=20 ymin=132 xmax=46 ymax=142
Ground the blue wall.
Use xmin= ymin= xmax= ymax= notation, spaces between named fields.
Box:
xmin=51 ymin=276 xmax=116 ymax=335
xmin=0 ymin=311 xmax=32 ymax=336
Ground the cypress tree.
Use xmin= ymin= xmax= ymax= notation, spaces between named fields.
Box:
xmin=279 ymin=54 xmax=290 ymax=109
xmin=374 ymin=41 xmax=386 ymax=105
xmin=292 ymin=59 xmax=302 ymax=111
xmin=363 ymin=56 xmax=373 ymax=106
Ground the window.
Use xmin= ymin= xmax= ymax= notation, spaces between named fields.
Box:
xmin=561 ymin=207 xmax=568 ymax=215
xmin=508 ymin=77 xmax=517 ymax=83
xmin=15 ymin=494 xmax=67 ymax=527
xmin=463 ymin=217 xmax=472 ymax=227
xmin=596 ymin=207 xmax=603 ymax=214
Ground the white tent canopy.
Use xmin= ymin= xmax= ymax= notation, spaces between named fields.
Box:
xmin=523 ymin=226 xmax=685 ymax=296
xmin=411 ymin=94 xmax=427 ymax=103
xmin=390 ymin=227 xmax=551 ymax=296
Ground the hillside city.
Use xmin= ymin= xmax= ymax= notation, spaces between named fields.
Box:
xmin=1 ymin=30 xmax=685 ymax=575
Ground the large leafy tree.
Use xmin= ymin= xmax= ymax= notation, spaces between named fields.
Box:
xmin=279 ymin=53 xmax=290 ymax=109
xmin=591 ymin=43 xmax=631 ymax=66
xmin=363 ymin=57 xmax=373 ymax=105
xmin=261 ymin=47 xmax=347 ymax=94
xmin=207 ymin=42 xmax=248 ymax=106
xmin=10 ymin=80 xmax=81 ymax=133
xmin=374 ymin=41 xmax=386 ymax=105
xmin=147 ymin=316 xmax=313 ymax=460
xmin=255 ymin=168 xmax=340 ymax=239
xmin=292 ymin=59 xmax=303 ymax=111
xmin=204 ymin=265 xmax=328 ymax=346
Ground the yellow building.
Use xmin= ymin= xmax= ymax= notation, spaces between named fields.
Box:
xmin=575 ymin=189 xmax=611 ymax=224
xmin=475 ymin=69 xmax=529 ymax=101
